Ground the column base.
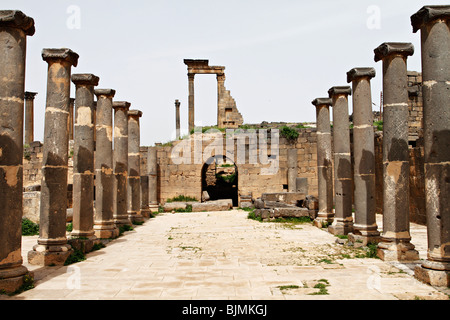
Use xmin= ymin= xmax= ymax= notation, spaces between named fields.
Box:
xmin=313 ymin=213 xmax=334 ymax=228
xmin=129 ymin=210 xmax=144 ymax=223
xmin=68 ymin=235 xmax=99 ymax=254
xmin=140 ymin=208 xmax=151 ymax=218
xmin=94 ymin=223 xmax=120 ymax=239
xmin=348 ymin=232 xmax=381 ymax=247
xmin=148 ymin=203 xmax=160 ymax=213
xmin=328 ymin=219 xmax=353 ymax=235
xmin=415 ymin=260 xmax=450 ymax=287
xmin=114 ymin=215 xmax=132 ymax=227
xmin=28 ymin=244 xmax=73 ymax=266
xmin=377 ymin=240 xmax=420 ymax=262
xmin=0 ymin=265 xmax=30 ymax=294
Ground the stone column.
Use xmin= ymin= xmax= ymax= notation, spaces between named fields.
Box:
xmin=374 ymin=42 xmax=419 ymax=261
xmin=140 ymin=174 xmax=150 ymax=218
xmin=24 ymin=92 xmax=37 ymax=145
xmin=188 ymin=73 xmax=195 ymax=133
xmin=347 ymin=67 xmax=380 ymax=245
xmin=113 ymin=101 xmax=132 ymax=226
xmin=411 ymin=6 xmax=450 ymax=286
xmin=68 ymin=74 xmax=99 ymax=252
xmin=69 ymin=98 xmax=75 ymax=141
xmin=148 ymin=147 xmax=159 ymax=212
xmin=328 ymin=86 xmax=354 ymax=235
xmin=94 ymin=89 xmax=119 ymax=239
xmin=217 ymin=73 xmax=226 ymax=127
xmin=127 ymin=109 xmax=144 ymax=223
xmin=287 ymin=148 xmax=298 ymax=192
xmin=28 ymin=48 xmax=79 ymax=266
xmin=0 ymin=10 xmax=35 ymax=293
xmin=175 ymin=99 xmax=181 ymax=139
xmin=311 ymin=98 xmax=334 ymax=228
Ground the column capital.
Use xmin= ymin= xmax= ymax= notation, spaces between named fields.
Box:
xmin=217 ymin=73 xmax=226 ymax=82
xmin=188 ymin=73 xmax=195 ymax=81
xmin=42 ymin=48 xmax=79 ymax=67
xmin=113 ymin=101 xmax=131 ymax=110
xmin=374 ymin=42 xmax=414 ymax=62
xmin=95 ymin=89 xmax=116 ymax=98
xmin=0 ymin=10 xmax=35 ymax=36
xmin=328 ymin=86 xmax=352 ymax=98
xmin=72 ymin=73 xmax=99 ymax=86
xmin=347 ymin=67 xmax=376 ymax=83
xmin=411 ymin=5 xmax=450 ymax=33
xmin=312 ymin=98 xmax=332 ymax=107
xmin=128 ymin=109 xmax=143 ymax=118
xmin=24 ymin=91 xmax=38 ymax=100
xmin=175 ymin=99 xmax=181 ymax=107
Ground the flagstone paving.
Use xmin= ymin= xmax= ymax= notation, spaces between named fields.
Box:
xmin=2 ymin=210 xmax=449 ymax=300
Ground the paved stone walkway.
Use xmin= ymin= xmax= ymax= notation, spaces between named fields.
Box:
xmin=2 ymin=210 xmax=449 ymax=300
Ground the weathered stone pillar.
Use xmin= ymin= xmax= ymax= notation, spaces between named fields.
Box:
xmin=175 ymin=99 xmax=181 ymax=139
xmin=328 ymin=86 xmax=354 ymax=235
xmin=148 ymin=147 xmax=159 ymax=212
xmin=411 ymin=5 xmax=450 ymax=286
xmin=69 ymin=98 xmax=75 ymax=140
xmin=28 ymin=48 xmax=79 ymax=266
xmin=127 ymin=109 xmax=144 ymax=223
xmin=374 ymin=42 xmax=419 ymax=261
xmin=287 ymin=148 xmax=298 ymax=192
xmin=113 ymin=101 xmax=132 ymax=226
xmin=0 ymin=10 xmax=35 ymax=293
xmin=217 ymin=73 xmax=226 ymax=127
xmin=24 ymin=91 xmax=37 ymax=145
xmin=311 ymin=98 xmax=334 ymax=227
xmin=140 ymin=174 xmax=150 ymax=218
xmin=188 ymin=73 xmax=195 ymax=133
xmin=94 ymin=89 xmax=119 ymax=238
xmin=69 ymin=74 xmax=99 ymax=250
xmin=347 ymin=67 xmax=380 ymax=244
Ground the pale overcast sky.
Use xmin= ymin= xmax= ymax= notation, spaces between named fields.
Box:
xmin=3 ymin=0 xmax=448 ymax=146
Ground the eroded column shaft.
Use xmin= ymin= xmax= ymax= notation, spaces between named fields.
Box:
xmin=175 ymin=100 xmax=181 ymax=139
xmin=148 ymin=147 xmax=158 ymax=211
xmin=312 ymin=98 xmax=333 ymax=226
xmin=113 ymin=101 xmax=131 ymax=226
xmin=28 ymin=48 xmax=79 ymax=266
xmin=70 ymin=74 xmax=99 ymax=241
xmin=287 ymin=148 xmax=298 ymax=193
xmin=374 ymin=42 xmax=419 ymax=261
xmin=188 ymin=74 xmax=195 ymax=133
xmin=0 ymin=10 xmax=35 ymax=292
xmin=127 ymin=110 xmax=143 ymax=223
xmin=328 ymin=87 xmax=354 ymax=235
xmin=347 ymin=68 xmax=380 ymax=242
xmin=411 ymin=6 xmax=450 ymax=283
xmin=94 ymin=89 xmax=119 ymax=238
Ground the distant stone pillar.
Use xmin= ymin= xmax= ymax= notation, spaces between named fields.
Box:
xmin=24 ymin=92 xmax=37 ymax=145
xmin=347 ymin=67 xmax=380 ymax=244
xmin=374 ymin=42 xmax=419 ymax=261
xmin=328 ymin=86 xmax=354 ymax=235
xmin=28 ymin=48 xmax=79 ymax=266
xmin=148 ymin=147 xmax=159 ymax=212
xmin=411 ymin=5 xmax=450 ymax=286
xmin=188 ymin=73 xmax=195 ymax=133
xmin=69 ymin=98 xmax=75 ymax=140
xmin=175 ymin=99 xmax=181 ymax=139
xmin=0 ymin=10 xmax=35 ymax=293
xmin=140 ymin=175 xmax=150 ymax=218
xmin=113 ymin=101 xmax=132 ymax=226
xmin=94 ymin=89 xmax=119 ymax=238
xmin=311 ymin=98 xmax=334 ymax=227
xmin=287 ymin=148 xmax=298 ymax=192
xmin=70 ymin=74 xmax=99 ymax=249
xmin=217 ymin=73 xmax=226 ymax=127
xmin=127 ymin=109 xmax=144 ymax=223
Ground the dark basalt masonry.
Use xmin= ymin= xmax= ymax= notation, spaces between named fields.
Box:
xmin=0 ymin=5 xmax=449 ymax=294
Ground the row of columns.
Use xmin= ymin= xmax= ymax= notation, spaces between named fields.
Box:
xmin=0 ymin=10 xmax=159 ymax=293
xmin=311 ymin=5 xmax=449 ymax=286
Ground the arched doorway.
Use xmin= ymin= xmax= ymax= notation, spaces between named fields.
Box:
xmin=201 ymin=155 xmax=238 ymax=207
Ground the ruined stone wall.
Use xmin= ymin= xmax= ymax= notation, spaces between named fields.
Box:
xmin=140 ymin=128 xmax=320 ymax=205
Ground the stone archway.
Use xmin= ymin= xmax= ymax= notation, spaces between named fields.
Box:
xmin=201 ymin=155 xmax=238 ymax=207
